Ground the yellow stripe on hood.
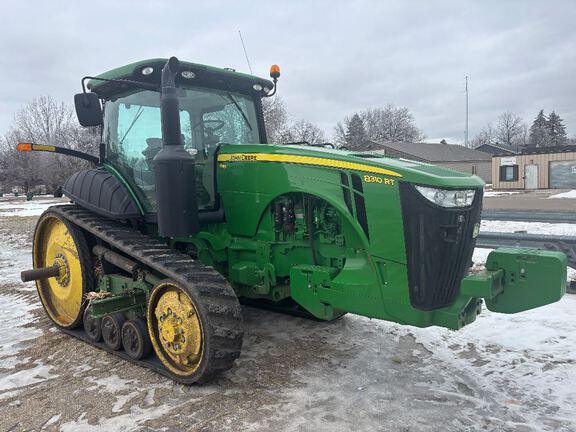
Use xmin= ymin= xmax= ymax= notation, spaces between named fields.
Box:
xmin=217 ymin=153 xmax=402 ymax=177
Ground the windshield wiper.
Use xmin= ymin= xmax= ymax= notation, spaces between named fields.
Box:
xmin=119 ymin=106 xmax=144 ymax=144
xmin=222 ymin=93 xmax=253 ymax=132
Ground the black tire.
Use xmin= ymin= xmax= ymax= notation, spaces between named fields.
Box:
xmin=83 ymin=307 xmax=102 ymax=342
xmin=122 ymin=319 xmax=152 ymax=360
xmin=101 ymin=313 xmax=125 ymax=351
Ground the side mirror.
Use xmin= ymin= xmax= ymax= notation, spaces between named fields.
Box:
xmin=74 ymin=92 xmax=103 ymax=127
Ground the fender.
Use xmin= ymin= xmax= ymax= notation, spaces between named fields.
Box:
xmin=63 ymin=168 xmax=141 ymax=220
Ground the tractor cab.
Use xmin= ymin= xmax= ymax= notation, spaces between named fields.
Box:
xmin=86 ymin=59 xmax=273 ymax=213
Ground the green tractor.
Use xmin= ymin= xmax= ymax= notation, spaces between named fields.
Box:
xmin=19 ymin=57 xmax=566 ymax=384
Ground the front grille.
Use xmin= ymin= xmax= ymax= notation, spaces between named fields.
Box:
xmin=399 ymin=182 xmax=483 ymax=311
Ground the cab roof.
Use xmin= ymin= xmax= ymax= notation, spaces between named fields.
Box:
xmin=87 ymin=58 xmax=274 ymax=99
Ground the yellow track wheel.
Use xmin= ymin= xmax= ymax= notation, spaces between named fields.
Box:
xmin=148 ymin=280 xmax=206 ymax=378
xmin=33 ymin=211 xmax=93 ymax=328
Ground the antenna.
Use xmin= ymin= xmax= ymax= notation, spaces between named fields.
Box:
xmin=238 ymin=30 xmax=253 ymax=74
xmin=465 ymin=76 xmax=469 ymax=147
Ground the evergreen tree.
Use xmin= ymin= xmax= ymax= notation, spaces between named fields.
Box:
xmin=547 ymin=111 xmax=568 ymax=146
xmin=345 ymin=113 xmax=367 ymax=149
xmin=528 ymin=109 xmax=549 ymax=147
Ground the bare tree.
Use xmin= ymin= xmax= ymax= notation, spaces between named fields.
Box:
xmin=262 ymin=96 xmax=289 ymax=143
xmin=262 ymin=97 xmax=327 ymax=145
xmin=471 ymin=111 xmax=528 ymax=149
xmin=333 ymin=105 xmax=424 ymax=148
xmin=470 ymin=123 xmax=495 ymax=148
xmin=333 ymin=121 xmax=347 ymax=147
xmin=362 ymin=106 xmax=424 ymax=143
xmin=1 ymin=96 xmax=99 ymax=193
xmin=283 ymin=120 xmax=325 ymax=144
xmin=494 ymin=111 xmax=527 ymax=147
xmin=0 ymin=128 xmax=53 ymax=193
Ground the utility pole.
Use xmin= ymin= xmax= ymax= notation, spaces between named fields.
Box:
xmin=465 ymin=76 xmax=469 ymax=147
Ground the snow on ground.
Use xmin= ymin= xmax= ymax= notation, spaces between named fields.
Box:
xmin=1 ymin=197 xmax=575 ymax=430
xmin=484 ymin=191 xmax=522 ymax=197
xmin=548 ymin=190 xmax=576 ymax=199
xmin=479 ymin=219 xmax=576 ymax=280
xmin=0 ymin=287 xmax=54 ymax=397
xmin=0 ymin=295 xmax=42 ymax=361
xmin=59 ymin=404 xmax=175 ymax=432
xmin=0 ymin=196 xmax=68 ymax=217
xmin=0 ymin=241 xmax=35 ymax=287
xmin=399 ymin=295 xmax=576 ymax=430
xmin=0 ymin=199 xmax=57 ymax=397
xmin=481 ymin=219 xmax=576 ymax=236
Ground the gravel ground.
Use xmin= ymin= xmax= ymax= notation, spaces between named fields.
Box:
xmin=0 ymin=198 xmax=575 ymax=432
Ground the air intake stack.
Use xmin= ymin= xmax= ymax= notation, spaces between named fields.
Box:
xmin=153 ymin=57 xmax=199 ymax=237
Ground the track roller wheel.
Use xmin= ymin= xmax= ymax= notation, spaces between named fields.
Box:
xmin=83 ymin=306 xmax=102 ymax=342
xmin=102 ymin=313 xmax=125 ymax=351
xmin=121 ymin=319 xmax=152 ymax=360
xmin=33 ymin=211 xmax=93 ymax=329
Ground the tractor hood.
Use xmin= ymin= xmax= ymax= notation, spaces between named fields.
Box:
xmin=218 ymin=144 xmax=485 ymax=189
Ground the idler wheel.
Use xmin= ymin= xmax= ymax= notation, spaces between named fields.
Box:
xmin=121 ymin=319 xmax=152 ymax=360
xmin=83 ymin=306 xmax=102 ymax=342
xmin=102 ymin=313 xmax=125 ymax=351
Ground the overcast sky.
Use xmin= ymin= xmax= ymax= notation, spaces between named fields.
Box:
xmin=1 ymin=0 xmax=574 ymax=144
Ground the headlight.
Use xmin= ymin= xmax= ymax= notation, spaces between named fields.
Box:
xmin=414 ymin=185 xmax=476 ymax=208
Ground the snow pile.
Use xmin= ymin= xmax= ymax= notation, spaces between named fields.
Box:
xmin=548 ymin=190 xmax=576 ymax=199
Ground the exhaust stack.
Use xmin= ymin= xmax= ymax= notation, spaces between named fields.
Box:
xmin=153 ymin=57 xmax=199 ymax=237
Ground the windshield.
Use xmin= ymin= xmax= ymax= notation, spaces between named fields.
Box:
xmin=103 ymin=87 xmax=261 ymax=212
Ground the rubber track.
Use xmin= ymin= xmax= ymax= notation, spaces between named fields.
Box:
xmin=50 ymin=205 xmax=243 ymax=384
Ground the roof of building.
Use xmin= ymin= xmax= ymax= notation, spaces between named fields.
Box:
xmin=474 ymin=143 xmax=520 ymax=155
xmin=357 ymin=141 xmax=492 ymax=162
xmin=493 ymin=145 xmax=576 ymax=157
